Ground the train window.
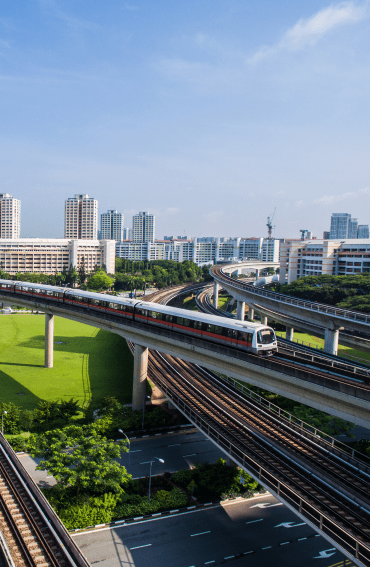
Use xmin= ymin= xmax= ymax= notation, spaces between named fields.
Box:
xmin=183 ymin=318 xmax=190 ymax=327
xmin=150 ymin=311 xmax=162 ymax=320
xmin=214 ymin=325 xmax=222 ymax=335
xmin=194 ymin=321 xmax=202 ymax=330
xmin=108 ymin=302 xmax=117 ymax=309
xmin=139 ymin=309 xmax=148 ymax=317
xmin=247 ymin=333 xmax=253 ymax=344
xmin=237 ymin=331 xmax=246 ymax=341
xmin=227 ymin=329 xmax=237 ymax=339
xmin=207 ymin=324 xmax=215 ymax=333
xmin=257 ymin=329 xmax=275 ymax=344
xmin=165 ymin=315 xmax=173 ymax=323
xmin=177 ymin=317 xmax=183 ymax=325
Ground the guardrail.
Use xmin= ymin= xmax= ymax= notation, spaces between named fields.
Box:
xmin=151 ymin=368 xmax=370 ymax=566
xmin=212 ymin=266 xmax=370 ymax=325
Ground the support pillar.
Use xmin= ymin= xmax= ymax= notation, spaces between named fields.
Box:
xmin=260 ymin=315 xmax=268 ymax=326
xmin=44 ymin=314 xmax=54 ymax=368
xmin=247 ymin=307 xmax=254 ymax=321
xmin=324 ymin=328 xmax=339 ymax=356
xmin=286 ymin=327 xmax=294 ymax=341
xmin=236 ymin=301 xmax=245 ymax=321
xmin=213 ymin=281 xmax=220 ymax=309
xmin=255 ymin=269 xmax=260 ymax=279
xmin=132 ymin=344 xmax=148 ymax=411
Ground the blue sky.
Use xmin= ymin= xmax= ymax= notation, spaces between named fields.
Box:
xmin=1 ymin=0 xmax=370 ymax=239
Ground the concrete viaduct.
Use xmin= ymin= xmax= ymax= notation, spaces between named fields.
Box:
xmin=211 ymin=262 xmax=370 ymax=356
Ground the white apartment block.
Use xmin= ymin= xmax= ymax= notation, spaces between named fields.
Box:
xmin=0 ymin=194 xmax=21 ymax=239
xmin=132 ymin=212 xmax=155 ymax=243
xmin=0 ymin=239 xmax=115 ymax=275
xmin=116 ymin=237 xmax=279 ymax=266
xmin=280 ymin=239 xmax=370 ymax=284
xmin=101 ymin=210 xmax=124 ymax=241
xmin=65 ymin=194 xmax=98 ymax=240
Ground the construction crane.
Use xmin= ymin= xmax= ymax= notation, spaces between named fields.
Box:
xmin=267 ymin=208 xmax=276 ymax=239
xmin=300 ymin=229 xmax=308 ymax=241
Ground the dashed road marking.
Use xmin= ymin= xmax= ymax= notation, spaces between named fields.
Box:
xmin=246 ymin=519 xmax=263 ymax=525
xmin=191 ymin=530 xmax=211 ymax=537
xmin=130 ymin=544 xmax=152 ymax=550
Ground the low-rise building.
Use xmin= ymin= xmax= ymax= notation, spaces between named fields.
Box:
xmin=280 ymin=239 xmax=370 ymax=283
xmin=0 ymin=239 xmax=115 ymax=276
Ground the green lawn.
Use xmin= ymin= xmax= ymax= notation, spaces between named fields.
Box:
xmin=0 ymin=315 xmax=133 ymax=410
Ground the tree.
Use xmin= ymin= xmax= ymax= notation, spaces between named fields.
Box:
xmin=87 ymin=270 xmax=114 ymax=291
xmin=78 ymin=257 xmax=87 ymax=285
xmin=29 ymin=425 xmax=130 ymax=496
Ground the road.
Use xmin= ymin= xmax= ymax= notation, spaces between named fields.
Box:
xmin=73 ymin=494 xmax=350 ymax=567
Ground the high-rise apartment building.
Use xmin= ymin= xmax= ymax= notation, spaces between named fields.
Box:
xmin=329 ymin=213 xmax=352 ymax=239
xmin=64 ymin=194 xmax=98 ymax=240
xmin=132 ymin=212 xmax=155 ymax=243
xmin=358 ymin=225 xmax=369 ymax=239
xmin=349 ymin=218 xmax=358 ymax=239
xmin=122 ymin=227 xmax=133 ymax=240
xmin=100 ymin=210 xmax=124 ymax=241
xmin=0 ymin=194 xmax=20 ymax=239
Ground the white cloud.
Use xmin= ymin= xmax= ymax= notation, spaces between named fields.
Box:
xmin=249 ymin=1 xmax=367 ymax=63
xmin=314 ymin=186 xmax=370 ymax=206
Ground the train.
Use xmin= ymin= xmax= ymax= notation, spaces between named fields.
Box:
xmin=0 ymin=280 xmax=278 ymax=356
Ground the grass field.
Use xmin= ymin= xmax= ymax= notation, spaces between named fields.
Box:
xmin=0 ymin=314 xmax=133 ymax=410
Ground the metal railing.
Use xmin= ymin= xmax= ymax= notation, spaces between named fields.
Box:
xmin=212 ymin=265 xmax=370 ymax=325
xmin=151 ymin=369 xmax=370 ymax=566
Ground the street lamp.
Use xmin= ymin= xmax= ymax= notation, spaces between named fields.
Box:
xmin=1 ymin=411 xmax=7 ymax=435
xmin=148 ymin=457 xmax=165 ymax=503
xmin=117 ymin=429 xmax=130 ymax=468
xmin=142 ymin=395 xmax=151 ymax=430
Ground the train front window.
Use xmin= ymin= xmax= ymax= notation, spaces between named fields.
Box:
xmin=257 ymin=329 xmax=275 ymax=344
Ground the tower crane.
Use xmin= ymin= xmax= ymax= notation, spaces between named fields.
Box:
xmin=267 ymin=208 xmax=276 ymax=239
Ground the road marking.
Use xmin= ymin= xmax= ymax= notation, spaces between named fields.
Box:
xmin=280 ymin=542 xmax=290 ymax=546
xmin=168 ymin=443 xmax=181 ymax=447
xmin=298 ymin=537 xmax=307 ymax=541
xmin=262 ymin=546 xmax=272 ymax=550
xmin=130 ymin=450 xmax=142 ymax=453
xmin=205 ymin=562 xmax=215 ymax=565
xmin=243 ymin=551 xmax=255 ymax=555
xmin=224 ymin=555 xmax=235 ymax=559
xmin=275 ymin=521 xmax=306 ymax=528
xmin=250 ymin=502 xmax=283 ymax=509
xmin=183 ymin=454 xmax=197 ymax=457
xmin=191 ymin=530 xmax=211 ymax=537
xmin=246 ymin=519 xmax=263 ymax=525
xmin=314 ymin=549 xmax=336 ymax=559
xmin=130 ymin=544 xmax=152 ymax=550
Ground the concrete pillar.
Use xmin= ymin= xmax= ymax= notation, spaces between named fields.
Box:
xmin=236 ymin=301 xmax=245 ymax=321
xmin=324 ymin=328 xmax=339 ymax=356
xmin=286 ymin=327 xmax=294 ymax=341
xmin=213 ymin=281 xmax=220 ymax=309
xmin=255 ymin=269 xmax=260 ymax=279
xmin=260 ymin=315 xmax=268 ymax=326
xmin=44 ymin=314 xmax=54 ymax=368
xmin=132 ymin=344 xmax=149 ymax=411
xmin=247 ymin=307 xmax=254 ymax=321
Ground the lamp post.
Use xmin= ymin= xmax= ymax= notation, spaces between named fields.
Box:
xmin=117 ymin=429 xmax=130 ymax=468
xmin=142 ymin=395 xmax=150 ymax=430
xmin=1 ymin=411 xmax=7 ymax=435
xmin=148 ymin=457 xmax=165 ymax=503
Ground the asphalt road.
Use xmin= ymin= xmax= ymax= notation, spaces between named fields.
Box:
xmin=73 ymin=494 xmax=350 ymax=567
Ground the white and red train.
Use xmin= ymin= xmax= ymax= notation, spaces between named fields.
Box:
xmin=0 ymin=280 xmax=278 ymax=356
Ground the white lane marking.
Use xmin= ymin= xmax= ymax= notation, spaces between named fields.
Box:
xmin=130 ymin=544 xmax=152 ymax=550
xmin=275 ymin=522 xmax=306 ymax=528
xmin=129 ymin=450 xmax=142 ymax=453
xmin=168 ymin=443 xmax=181 ymax=447
xmin=191 ymin=530 xmax=211 ymax=537
xmin=298 ymin=537 xmax=307 ymax=541
xmin=280 ymin=542 xmax=290 ymax=546
xmin=224 ymin=555 xmax=235 ymax=559
xmin=250 ymin=502 xmax=283 ymax=509
xmin=183 ymin=454 xmax=197 ymax=457
xmin=262 ymin=546 xmax=272 ymax=550
xmin=314 ymin=549 xmax=336 ymax=559
xmin=246 ymin=519 xmax=263 ymax=525
xmin=205 ymin=562 xmax=215 ymax=565
xmin=243 ymin=551 xmax=254 ymax=555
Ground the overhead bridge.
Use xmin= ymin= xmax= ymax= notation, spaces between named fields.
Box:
xmin=1 ymin=286 xmax=370 ymax=427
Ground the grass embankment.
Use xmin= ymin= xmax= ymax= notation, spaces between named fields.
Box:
xmin=276 ymin=330 xmax=370 ymax=363
xmin=0 ymin=315 xmax=133 ymax=409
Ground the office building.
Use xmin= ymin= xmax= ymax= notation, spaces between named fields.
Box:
xmin=132 ymin=212 xmax=155 ymax=243
xmin=280 ymin=239 xmax=370 ymax=283
xmin=0 ymin=239 xmax=115 ymax=275
xmin=0 ymin=194 xmax=21 ymax=239
xmin=64 ymin=194 xmax=98 ymax=240
xmin=358 ymin=225 xmax=369 ymax=239
xmin=101 ymin=210 xmax=124 ymax=242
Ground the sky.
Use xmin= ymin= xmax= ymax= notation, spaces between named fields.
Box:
xmin=1 ymin=0 xmax=370 ymax=240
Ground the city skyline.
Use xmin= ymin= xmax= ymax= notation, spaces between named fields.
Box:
xmin=1 ymin=1 xmax=370 ymax=239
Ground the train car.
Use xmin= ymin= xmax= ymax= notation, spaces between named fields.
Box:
xmin=134 ymin=300 xmax=277 ymax=356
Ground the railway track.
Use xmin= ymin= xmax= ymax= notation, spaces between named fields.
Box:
xmin=129 ymin=283 xmax=370 ymax=565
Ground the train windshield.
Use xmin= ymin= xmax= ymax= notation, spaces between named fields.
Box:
xmin=257 ymin=329 xmax=276 ymax=344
